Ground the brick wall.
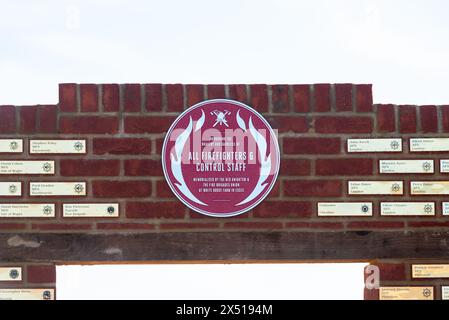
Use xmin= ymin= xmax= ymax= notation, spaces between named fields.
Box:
xmin=3 ymin=83 xmax=449 ymax=231
xmin=2 ymin=83 xmax=449 ymax=299
xmin=364 ymin=260 xmax=449 ymax=300
xmin=0 ymin=263 xmax=56 ymax=300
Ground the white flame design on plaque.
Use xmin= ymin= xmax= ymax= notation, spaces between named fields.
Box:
xmin=235 ymin=110 xmax=271 ymax=206
xmin=171 ymin=110 xmax=207 ymax=206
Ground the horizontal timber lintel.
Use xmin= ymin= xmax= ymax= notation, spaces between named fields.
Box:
xmin=1 ymin=231 xmax=449 ymax=263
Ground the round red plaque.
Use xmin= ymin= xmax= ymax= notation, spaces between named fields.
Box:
xmin=162 ymin=99 xmax=280 ymax=217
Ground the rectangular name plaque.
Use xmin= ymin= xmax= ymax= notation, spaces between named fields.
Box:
xmin=0 ymin=204 xmax=55 ymax=218
xmin=443 ymin=287 xmax=449 ymax=300
xmin=411 ymin=182 xmax=449 ymax=195
xmin=379 ymin=287 xmax=434 ymax=300
xmin=30 ymin=182 xmax=86 ymax=196
xmin=63 ymin=203 xmax=119 ymax=218
xmin=30 ymin=139 xmax=86 ymax=154
xmin=412 ymin=265 xmax=449 ymax=278
xmin=0 ymin=139 xmax=23 ymax=153
xmin=347 ymin=139 xmax=402 ymax=153
xmin=440 ymin=160 xmax=449 ymax=173
xmin=348 ymin=181 xmax=403 ymax=195
xmin=0 ymin=161 xmax=55 ymax=175
xmin=379 ymin=160 xmax=434 ymax=174
xmin=0 ymin=182 xmax=21 ymax=196
xmin=441 ymin=203 xmax=449 ymax=215
xmin=380 ymin=202 xmax=435 ymax=216
xmin=410 ymin=138 xmax=449 ymax=152
xmin=0 ymin=289 xmax=55 ymax=300
xmin=0 ymin=267 xmax=22 ymax=281
xmin=318 ymin=202 xmax=373 ymax=217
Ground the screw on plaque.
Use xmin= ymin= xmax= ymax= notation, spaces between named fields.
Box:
xmin=107 ymin=206 xmax=115 ymax=214
xmin=9 ymin=269 xmax=19 ymax=280
xmin=74 ymin=184 xmax=84 ymax=194
xmin=391 ymin=183 xmax=401 ymax=192
xmin=361 ymin=204 xmax=370 ymax=213
xmin=9 ymin=141 xmax=18 ymax=151
xmin=43 ymin=205 xmax=53 ymax=215
xmin=422 ymin=162 xmax=432 ymax=172
xmin=42 ymin=162 xmax=52 ymax=172
xmin=390 ymin=141 xmax=400 ymax=150
xmin=424 ymin=204 xmax=433 ymax=214
xmin=423 ymin=288 xmax=432 ymax=298
xmin=9 ymin=184 xmax=17 ymax=194
xmin=43 ymin=290 xmax=52 ymax=300
xmin=74 ymin=141 xmax=84 ymax=152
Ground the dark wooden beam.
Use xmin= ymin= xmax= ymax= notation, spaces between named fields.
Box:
xmin=1 ymin=231 xmax=449 ymax=263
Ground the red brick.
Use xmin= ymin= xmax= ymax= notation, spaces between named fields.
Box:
xmin=166 ymin=84 xmax=184 ymax=112
xmin=156 ymin=180 xmax=175 ymax=198
xmin=0 ymin=106 xmax=16 ymax=133
xmin=0 ymin=223 xmax=26 ymax=230
xmin=408 ymin=221 xmax=449 ymax=228
xmin=399 ymin=105 xmax=417 ymax=133
xmin=186 ymin=84 xmax=204 ymax=106
xmin=97 ymin=223 xmax=155 ymax=230
xmin=189 ymin=209 xmax=250 ymax=219
xmin=271 ymin=85 xmax=290 ymax=113
xmin=315 ymin=116 xmax=373 ymax=133
xmin=266 ymin=180 xmax=281 ymax=198
xmin=32 ymin=224 xmax=92 ymax=231
xmin=126 ymin=202 xmax=185 ymax=219
xmin=250 ymin=84 xmax=268 ymax=112
xmin=154 ymin=137 xmax=164 ymax=155
xmin=27 ymin=265 xmax=56 ymax=283
xmin=124 ymin=84 xmax=141 ymax=112
xmin=348 ymin=221 xmax=404 ymax=229
xmin=253 ymin=201 xmax=312 ymax=218
xmin=38 ymin=105 xmax=57 ymax=133
xmin=224 ymin=222 xmax=283 ymax=229
xmin=160 ymin=223 xmax=220 ymax=230
xmin=102 ymin=84 xmax=119 ymax=112
xmin=19 ymin=106 xmax=37 ymax=133
xmin=228 ymin=85 xmax=247 ymax=104
xmin=285 ymin=222 xmax=344 ymax=229
xmin=283 ymin=138 xmax=340 ymax=155
xmin=314 ymin=84 xmax=331 ymax=112
xmin=124 ymin=159 xmax=163 ymax=176
xmin=376 ymin=104 xmax=396 ymax=133
xmin=356 ymin=84 xmax=373 ymax=112
xmin=59 ymin=83 xmax=77 ymax=112
xmin=60 ymin=116 xmax=118 ymax=134
xmin=442 ymin=106 xmax=449 ymax=132
xmin=283 ymin=180 xmax=342 ymax=197
xmin=93 ymin=138 xmax=151 ymax=155
xmin=316 ymin=158 xmax=373 ymax=176
xmin=267 ymin=116 xmax=309 ymax=133
xmin=207 ymin=84 xmax=225 ymax=99
xmin=279 ymin=159 xmax=310 ymax=176
xmin=125 ymin=116 xmax=177 ymax=134
xmin=335 ymin=84 xmax=353 ymax=111
xmin=420 ymin=105 xmax=438 ymax=133
xmin=145 ymin=84 xmax=163 ymax=111
xmin=80 ymin=84 xmax=98 ymax=112
xmin=93 ymin=181 xmax=151 ymax=198
xmin=371 ymin=263 xmax=407 ymax=281
xmin=61 ymin=159 xmax=120 ymax=176
xmin=364 ymin=288 xmax=379 ymax=300
xmin=292 ymin=85 xmax=310 ymax=112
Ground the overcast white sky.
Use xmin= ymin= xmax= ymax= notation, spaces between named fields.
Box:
xmin=1 ymin=0 xmax=449 ymax=105
xmin=57 ymin=263 xmax=366 ymax=300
